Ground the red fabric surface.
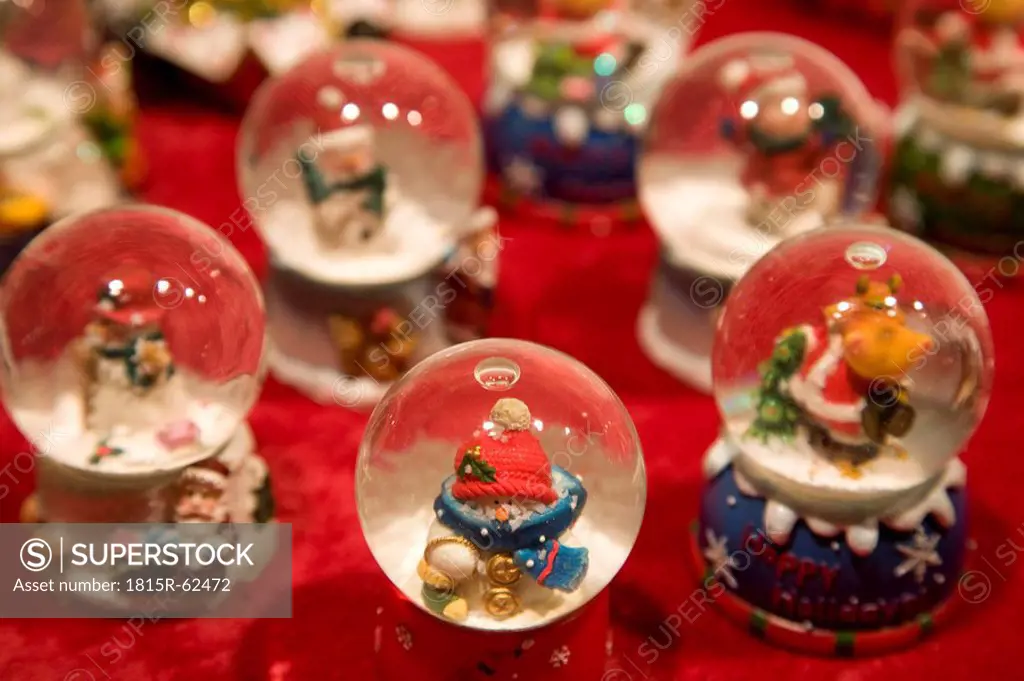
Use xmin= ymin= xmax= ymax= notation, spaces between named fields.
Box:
xmin=2 ymin=2 xmax=1023 ymax=679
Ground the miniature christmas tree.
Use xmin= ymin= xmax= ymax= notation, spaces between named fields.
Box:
xmin=747 ymin=327 xmax=807 ymax=441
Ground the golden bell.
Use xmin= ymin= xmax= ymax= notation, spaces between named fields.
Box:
xmin=486 ymin=554 xmax=522 ymax=586
xmin=484 ymin=587 xmax=521 ymax=619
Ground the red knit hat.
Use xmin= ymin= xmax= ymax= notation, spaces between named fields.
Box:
xmin=451 ymin=398 xmax=558 ymax=505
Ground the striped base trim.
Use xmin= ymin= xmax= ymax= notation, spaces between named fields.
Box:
xmin=687 ymin=520 xmax=959 ymax=657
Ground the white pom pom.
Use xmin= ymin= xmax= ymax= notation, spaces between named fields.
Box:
xmin=490 ymin=398 xmax=532 ymax=431
xmin=719 ymin=59 xmax=751 ymax=91
xmin=429 ymin=543 xmax=478 ymax=582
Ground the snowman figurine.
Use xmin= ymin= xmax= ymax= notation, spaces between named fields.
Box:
xmin=719 ymin=54 xmax=857 ymax=232
xmin=419 ymin=397 xmax=589 ymax=622
xmin=80 ymin=268 xmax=178 ymax=434
xmin=296 ymin=124 xmax=390 ymax=252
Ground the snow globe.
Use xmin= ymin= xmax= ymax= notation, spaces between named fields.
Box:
xmin=357 ymin=338 xmax=645 ymax=680
xmin=100 ymin=0 xmax=347 ymax=107
xmin=692 ymin=224 xmax=993 ymax=654
xmin=888 ymin=0 xmax=1024 ymax=259
xmin=0 ymin=205 xmax=274 ymax=527
xmin=484 ymin=0 xmax=691 ymax=230
xmin=0 ymin=0 xmax=131 ymax=281
xmin=637 ymin=32 xmax=888 ymax=392
xmin=238 ymin=40 xmax=497 ymax=407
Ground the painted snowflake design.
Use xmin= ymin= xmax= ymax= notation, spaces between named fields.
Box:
xmin=395 ymin=625 xmax=413 ymax=651
xmin=549 ymin=645 xmax=570 ymax=668
xmin=703 ymin=529 xmax=738 ymax=589
xmin=889 ymin=187 xmax=923 ymax=233
xmin=895 ymin=528 xmax=943 ymax=584
xmin=503 ymin=157 xmax=543 ymax=195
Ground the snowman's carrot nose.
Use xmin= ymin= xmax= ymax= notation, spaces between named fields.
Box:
xmin=495 ymin=506 xmax=510 ymax=522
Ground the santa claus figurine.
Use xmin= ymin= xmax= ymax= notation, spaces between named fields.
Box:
xmin=748 ymin=275 xmax=935 ymax=474
xmin=173 ymin=458 xmax=231 ymax=523
xmin=296 ymin=124 xmax=390 ymax=252
xmin=419 ymin=397 xmax=589 ymax=622
xmin=719 ymin=53 xmax=855 ymax=230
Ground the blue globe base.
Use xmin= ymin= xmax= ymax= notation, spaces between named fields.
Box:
xmin=691 ymin=462 xmax=968 ymax=655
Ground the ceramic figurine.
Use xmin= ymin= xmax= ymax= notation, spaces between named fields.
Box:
xmin=484 ymin=0 xmax=688 ymax=229
xmin=356 ymin=339 xmax=646 ymax=680
xmin=172 ymin=426 xmax=275 ymax=524
xmin=719 ymin=56 xmax=857 ymax=231
xmin=441 ymin=207 xmax=499 ymax=343
xmin=239 ymin=42 xmax=496 ymax=407
xmin=637 ymin=33 xmax=885 ymax=393
xmin=299 ymin=125 xmax=390 ymax=251
xmin=0 ymin=205 xmax=271 ymax=529
xmin=889 ymin=0 xmax=1024 ymax=257
xmin=419 ymin=397 xmax=589 ymax=621
xmin=695 ymin=225 xmax=993 ymax=655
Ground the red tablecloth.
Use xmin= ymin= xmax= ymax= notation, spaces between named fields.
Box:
xmin=3 ymin=2 xmax=1022 ymax=679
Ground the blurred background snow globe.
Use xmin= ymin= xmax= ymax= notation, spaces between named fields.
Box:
xmin=0 ymin=205 xmax=266 ymax=480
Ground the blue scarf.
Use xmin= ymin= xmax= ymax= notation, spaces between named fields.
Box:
xmin=433 ymin=466 xmax=590 ymax=593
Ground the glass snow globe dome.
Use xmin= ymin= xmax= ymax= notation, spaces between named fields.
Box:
xmin=238 ymin=39 xmax=483 ymax=287
xmin=356 ymin=338 xmax=646 ymax=630
xmin=0 ymin=205 xmax=266 ymax=478
xmin=639 ymin=33 xmax=888 ymax=281
xmin=712 ymin=224 xmax=993 ymax=520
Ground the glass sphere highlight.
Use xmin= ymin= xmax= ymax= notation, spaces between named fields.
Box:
xmin=712 ymin=225 xmax=993 ymax=517
xmin=0 ymin=205 xmax=266 ymax=476
xmin=356 ymin=339 xmax=646 ymax=631
xmin=237 ymin=40 xmax=483 ymax=286
xmin=639 ymin=33 xmax=887 ymax=279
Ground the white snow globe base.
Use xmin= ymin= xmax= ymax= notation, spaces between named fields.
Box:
xmin=690 ymin=437 xmax=969 ymax=656
xmin=263 ymin=259 xmax=454 ymax=409
xmin=23 ymin=422 xmax=273 ymax=525
xmin=21 ymin=421 xmax=274 ymax=613
xmin=638 ymin=158 xmax=829 ymax=393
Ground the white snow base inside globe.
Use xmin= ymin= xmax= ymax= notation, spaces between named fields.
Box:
xmin=641 ymin=156 xmax=826 ymax=281
xmin=261 ymin=198 xmax=453 ymax=286
xmin=380 ymin=507 xmax=620 ymax=631
xmin=636 ymin=304 xmax=712 ymax=393
xmin=10 ymin=352 xmax=252 ymax=475
xmin=718 ymin=404 xmax=953 ymax=520
xmin=731 ymin=421 xmax=926 ymax=496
